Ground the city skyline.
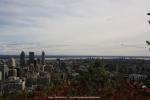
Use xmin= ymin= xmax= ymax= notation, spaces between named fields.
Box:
xmin=0 ymin=0 xmax=150 ymax=56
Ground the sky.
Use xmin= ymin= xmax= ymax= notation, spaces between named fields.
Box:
xmin=0 ymin=0 xmax=150 ymax=56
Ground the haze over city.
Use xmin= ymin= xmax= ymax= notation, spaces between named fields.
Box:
xmin=0 ymin=0 xmax=150 ymax=56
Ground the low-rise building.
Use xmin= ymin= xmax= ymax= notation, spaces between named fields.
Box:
xmin=128 ymin=74 xmax=147 ymax=81
xmin=37 ymin=72 xmax=50 ymax=86
xmin=2 ymin=79 xmax=25 ymax=94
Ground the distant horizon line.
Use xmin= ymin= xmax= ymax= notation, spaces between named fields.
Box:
xmin=0 ymin=54 xmax=149 ymax=58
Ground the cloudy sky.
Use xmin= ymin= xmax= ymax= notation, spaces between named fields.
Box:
xmin=0 ymin=0 xmax=150 ymax=56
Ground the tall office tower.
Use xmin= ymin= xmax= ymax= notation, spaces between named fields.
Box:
xmin=20 ymin=51 xmax=26 ymax=67
xmin=57 ymin=59 xmax=61 ymax=68
xmin=0 ymin=60 xmax=9 ymax=80
xmin=29 ymin=52 xmax=35 ymax=65
xmin=8 ymin=58 xmax=16 ymax=68
xmin=37 ymin=58 xmax=41 ymax=65
xmin=41 ymin=51 xmax=45 ymax=65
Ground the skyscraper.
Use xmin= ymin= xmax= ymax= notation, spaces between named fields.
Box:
xmin=41 ymin=51 xmax=45 ymax=65
xmin=0 ymin=60 xmax=9 ymax=80
xmin=20 ymin=51 xmax=26 ymax=67
xmin=8 ymin=58 xmax=16 ymax=68
xmin=29 ymin=52 xmax=35 ymax=65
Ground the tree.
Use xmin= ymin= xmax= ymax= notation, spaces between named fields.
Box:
xmin=76 ymin=59 xmax=111 ymax=95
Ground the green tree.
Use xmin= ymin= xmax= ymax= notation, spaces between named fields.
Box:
xmin=76 ymin=59 xmax=111 ymax=95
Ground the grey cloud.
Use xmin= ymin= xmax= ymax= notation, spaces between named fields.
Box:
xmin=0 ymin=41 xmax=71 ymax=52
xmin=0 ymin=0 xmax=150 ymax=55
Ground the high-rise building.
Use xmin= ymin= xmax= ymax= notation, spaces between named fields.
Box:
xmin=29 ymin=52 xmax=35 ymax=65
xmin=37 ymin=58 xmax=41 ymax=65
xmin=41 ymin=51 xmax=45 ymax=65
xmin=57 ymin=59 xmax=61 ymax=68
xmin=20 ymin=51 xmax=26 ymax=67
xmin=8 ymin=58 xmax=16 ymax=68
xmin=0 ymin=60 xmax=9 ymax=80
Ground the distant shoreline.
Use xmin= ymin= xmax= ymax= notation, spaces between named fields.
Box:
xmin=0 ymin=55 xmax=150 ymax=60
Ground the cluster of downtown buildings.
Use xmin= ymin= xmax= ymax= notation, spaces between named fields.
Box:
xmin=0 ymin=51 xmax=150 ymax=95
xmin=0 ymin=51 xmax=51 ymax=94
